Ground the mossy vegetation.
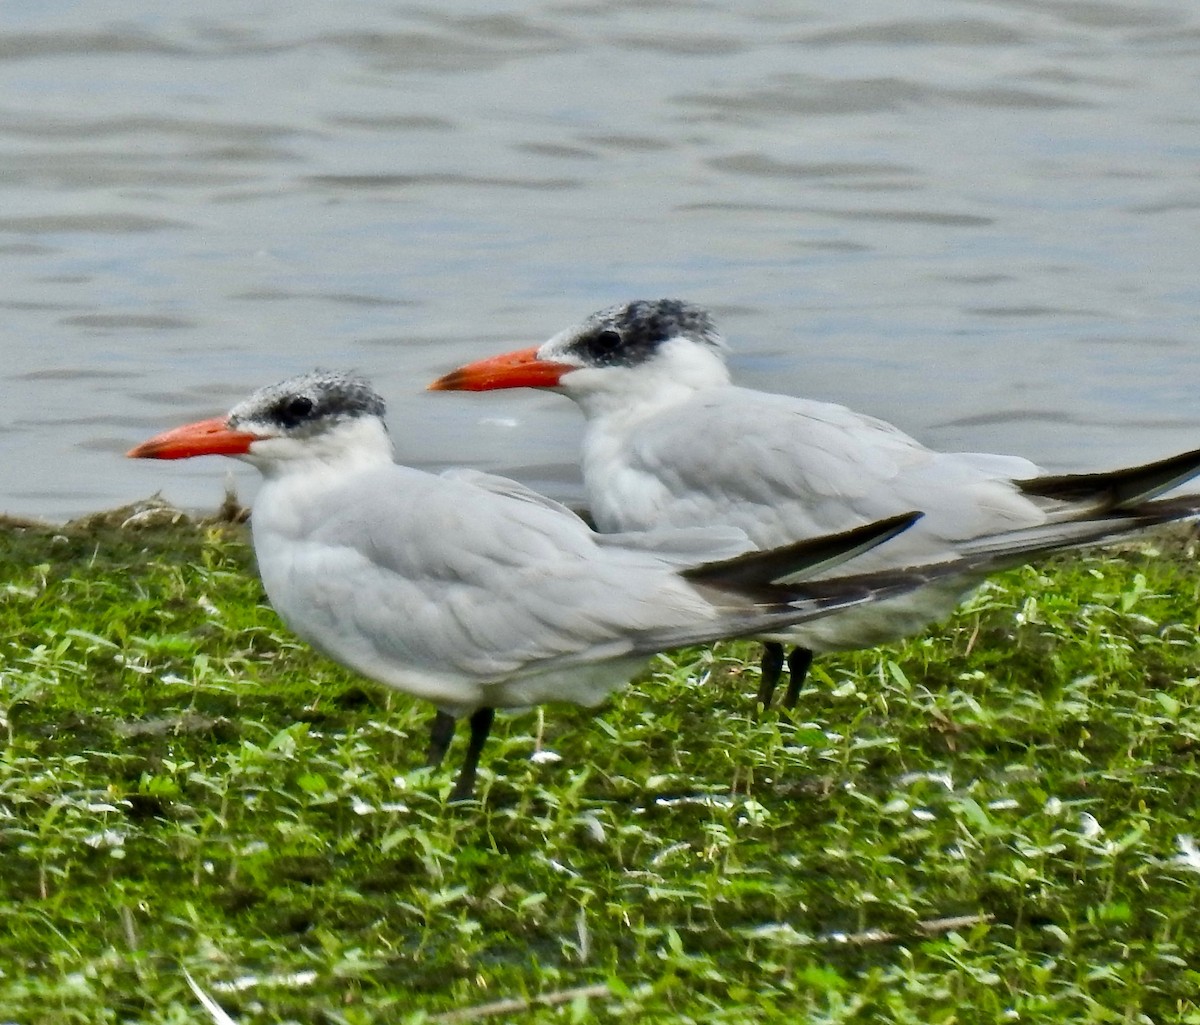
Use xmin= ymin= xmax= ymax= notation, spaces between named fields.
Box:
xmin=3 ymin=502 xmax=1200 ymax=1023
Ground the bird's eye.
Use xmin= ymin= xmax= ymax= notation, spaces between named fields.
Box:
xmin=278 ymin=395 xmax=315 ymax=426
xmin=590 ymin=329 xmax=622 ymax=356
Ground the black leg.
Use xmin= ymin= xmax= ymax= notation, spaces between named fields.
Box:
xmin=757 ymin=642 xmax=786 ymax=709
xmin=426 ymin=710 xmax=457 ymax=768
xmin=449 ymin=707 xmax=495 ymax=803
xmin=783 ymin=647 xmax=814 ymax=709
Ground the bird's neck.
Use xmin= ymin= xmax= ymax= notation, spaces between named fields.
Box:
xmin=567 ymin=351 xmax=731 ymax=424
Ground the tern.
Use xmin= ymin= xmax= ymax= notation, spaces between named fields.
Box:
xmin=128 ymin=370 xmax=943 ymax=799
xmin=430 ymin=299 xmax=1200 ymax=709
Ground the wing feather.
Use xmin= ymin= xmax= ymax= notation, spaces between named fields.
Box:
xmin=584 ymin=387 xmax=1048 ymax=571
xmin=254 ymin=464 xmax=728 ymax=690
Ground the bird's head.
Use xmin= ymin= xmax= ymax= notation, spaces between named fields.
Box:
xmin=428 ymin=299 xmax=731 ymax=416
xmin=127 ymin=370 xmax=391 ymax=473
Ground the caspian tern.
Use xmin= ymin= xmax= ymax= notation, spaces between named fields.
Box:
xmin=127 ymin=370 xmax=945 ymax=799
xmin=430 ymin=299 xmax=1200 ymax=709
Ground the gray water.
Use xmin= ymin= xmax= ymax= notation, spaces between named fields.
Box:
xmin=2 ymin=0 xmax=1199 ymax=520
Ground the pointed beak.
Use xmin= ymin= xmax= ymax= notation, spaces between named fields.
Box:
xmin=428 ymin=346 xmax=576 ymax=392
xmin=126 ymin=416 xmax=260 ymax=460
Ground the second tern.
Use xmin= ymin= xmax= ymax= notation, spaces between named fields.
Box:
xmin=430 ymin=299 xmax=1200 ymax=709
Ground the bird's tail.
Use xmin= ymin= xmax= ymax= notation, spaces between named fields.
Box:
xmin=635 ymin=493 xmax=1199 ymax=653
xmin=955 ymin=492 xmax=1200 ymax=563
xmin=789 ymin=492 xmax=1200 ymax=612
xmin=635 ymin=513 xmax=927 ymax=652
xmin=1017 ymin=445 xmax=1200 ymax=511
xmin=682 ymin=510 xmax=923 ymax=594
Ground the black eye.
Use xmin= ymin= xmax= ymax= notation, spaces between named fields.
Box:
xmin=589 ymin=329 xmax=622 ymax=358
xmin=278 ymin=395 xmax=315 ymax=427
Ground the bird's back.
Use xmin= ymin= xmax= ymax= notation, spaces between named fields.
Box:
xmin=248 ymin=461 xmax=747 ymax=712
xmin=582 ymin=385 xmax=1046 ymax=574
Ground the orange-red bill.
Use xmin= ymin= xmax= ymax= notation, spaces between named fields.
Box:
xmin=428 ymin=346 xmax=575 ymax=392
xmin=126 ymin=416 xmax=260 ymax=460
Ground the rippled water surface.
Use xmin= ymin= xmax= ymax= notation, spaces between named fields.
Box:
xmin=3 ymin=0 xmax=1200 ymax=519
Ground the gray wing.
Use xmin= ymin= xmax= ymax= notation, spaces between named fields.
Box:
xmin=258 ymin=464 xmax=738 ymax=686
xmin=584 ymin=387 xmax=1047 ymax=571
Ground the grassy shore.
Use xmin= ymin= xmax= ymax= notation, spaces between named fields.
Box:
xmin=3 ymin=501 xmax=1200 ymax=1023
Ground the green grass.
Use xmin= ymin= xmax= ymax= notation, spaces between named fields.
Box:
xmin=3 ymin=503 xmax=1200 ymax=1023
